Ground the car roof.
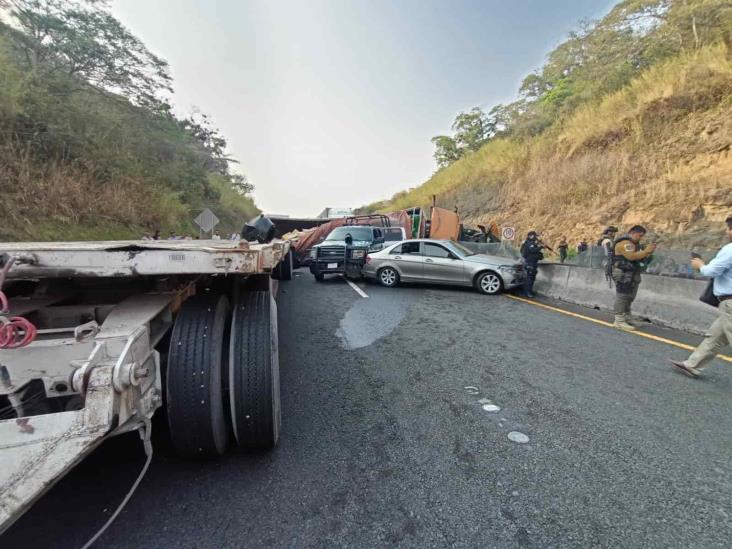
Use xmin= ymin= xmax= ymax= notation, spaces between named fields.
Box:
xmin=402 ymin=238 xmax=451 ymax=243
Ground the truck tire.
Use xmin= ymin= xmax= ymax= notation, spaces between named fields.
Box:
xmin=272 ymin=250 xmax=293 ymax=281
xmin=281 ymin=250 xmax=293 ymax=280
xmin=229 ymin=290 xmax=281 ymax=450
xmin=166 ymin=294 xmax=230 ymax=457
xmin=314 ymin=272 xmax=324 ymax=282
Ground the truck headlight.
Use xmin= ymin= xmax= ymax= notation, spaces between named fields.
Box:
xmin=352 ymin=250 xmax=365 ymax=259
xmin=309 ymin=249 xmax=317 ymax=259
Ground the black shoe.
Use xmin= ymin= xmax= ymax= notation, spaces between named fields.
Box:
xmin=525 ymin=292 xmax=536 ymax=298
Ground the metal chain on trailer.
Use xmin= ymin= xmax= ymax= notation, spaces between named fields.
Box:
xmin=0 ymin=256 xmax=38 ymax=349
xmin=80 ymin=415 xmax=154 ymax=549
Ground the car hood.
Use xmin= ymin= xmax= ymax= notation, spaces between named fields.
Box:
xmin=463 ymin=253 xmax=520 ymax=268
xmin=315 ymin=240 xmax=372 ymax=248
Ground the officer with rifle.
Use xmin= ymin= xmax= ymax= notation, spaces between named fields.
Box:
xmin=520 ymin=231 xmax=552 ymax=298
xmin=611 ymin=225 xmax=656 ymax=330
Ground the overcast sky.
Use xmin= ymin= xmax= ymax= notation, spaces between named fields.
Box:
xmin=112 ymin=0 xmax=614 ymax=217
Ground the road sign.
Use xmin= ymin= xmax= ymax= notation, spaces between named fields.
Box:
xmin=501 ymin=226 xmax=516 ymax=241
xmin=194 ymin=209 xmax=219 ymax=233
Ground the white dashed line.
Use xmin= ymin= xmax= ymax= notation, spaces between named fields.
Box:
xmin=344 ymin=277 xmax=369 ymax=298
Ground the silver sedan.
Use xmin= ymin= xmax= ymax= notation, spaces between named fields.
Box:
xmin=362 ymin=239 xmax=525 ymax=295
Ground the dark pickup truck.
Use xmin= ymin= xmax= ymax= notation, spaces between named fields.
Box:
xmin=309 ymin=225 xmax=392 ymax=280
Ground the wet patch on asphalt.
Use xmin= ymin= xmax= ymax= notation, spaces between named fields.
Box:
xmin=336 ymin=285 xmax=415 ymax=350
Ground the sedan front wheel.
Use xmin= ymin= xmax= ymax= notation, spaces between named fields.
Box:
xmin=378 ymin=267 xmax=400 ymax=288
xmin=476 ymin=271 xmax=503 ymax=295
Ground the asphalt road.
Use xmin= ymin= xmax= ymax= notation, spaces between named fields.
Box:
xmin=4 ymin=270 xmax=731 ymax=548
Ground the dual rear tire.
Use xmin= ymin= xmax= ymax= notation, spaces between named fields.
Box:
xmin=272 ymin=250 xmax=293 ymax=281
xmin=166 ymin=287 xmax=281 ymax=457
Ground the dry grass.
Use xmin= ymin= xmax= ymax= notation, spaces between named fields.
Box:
xmin=373 ymin=43 xmax=732 ymax=249
xmin=0 ymin=138 xmax=187 ymax=240
xmin=559 ymin=43 xmax=732 ymax=157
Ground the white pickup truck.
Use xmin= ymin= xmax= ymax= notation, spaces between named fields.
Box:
xmin=0 ymin=238 xmax=293 ymax=534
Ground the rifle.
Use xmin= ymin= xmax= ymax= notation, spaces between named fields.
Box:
xmin=538 ymin=239 xmax=555 ymax=253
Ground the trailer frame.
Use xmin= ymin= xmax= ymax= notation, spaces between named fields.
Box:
xmin=0 ymin=239 xmax=291 ymax=534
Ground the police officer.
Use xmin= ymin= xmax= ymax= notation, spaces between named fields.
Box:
xmin=599 ymin=226 xmax=618 ymax=285
xmin=557 ymin=236 xmax=569 ymax=263
xmin=611 ymin=225 xmax=656 ymax=330
xmin=520 ymin=230 xmax=544 ymax=298
xmin=599 ymin=226 xmax=618 ymax=256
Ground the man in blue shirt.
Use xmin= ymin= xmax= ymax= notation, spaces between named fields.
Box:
xmin=671 ymin=215 xmax=732 ymax=378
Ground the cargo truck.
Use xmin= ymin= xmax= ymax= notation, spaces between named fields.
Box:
xmin=0 ymin=238 xmax=293 ymax=534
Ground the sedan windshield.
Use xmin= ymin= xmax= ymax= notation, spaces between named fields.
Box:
xmin=325 ymin=227 xmax=373 ymax=241
xmin=447 ymin=242 xmax=476 ymax=257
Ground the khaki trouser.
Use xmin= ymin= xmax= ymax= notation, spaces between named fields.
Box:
xmin=613 ymin=271 xmax=641 ymax=315
xmin=685 ymin=299 xmax=732 ymax=370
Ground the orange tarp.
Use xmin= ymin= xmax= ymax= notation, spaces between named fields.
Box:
xmin=429 ymin=207 xmax=460 ymax=240
xmin=387 ymin=210 xmax=413 ymax=238
xmin=292 ymin=218 xmax=346 ymax=254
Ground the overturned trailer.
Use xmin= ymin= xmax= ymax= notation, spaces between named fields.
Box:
xmin=0 ymin=238 xmax=293 ymax=533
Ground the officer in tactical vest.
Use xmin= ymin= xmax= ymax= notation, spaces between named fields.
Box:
xmin=599 ymin=226 xmax=618 ymax=256
xmin=520 ymin=230 xmax=544 ymax=298
xmin=598 ymin=226 xmax=618 ymax=285
xmin=612 ymin=225 xmax=656 ymax=330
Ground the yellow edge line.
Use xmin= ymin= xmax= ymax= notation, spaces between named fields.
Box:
xmin=504 ymin=294 xmax=732 ymax=364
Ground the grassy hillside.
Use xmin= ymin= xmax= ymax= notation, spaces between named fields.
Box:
xmin=363 ymin=1 xmax=732 ymax=249
xmin=0 ymin=4 xmax=258 ymax=242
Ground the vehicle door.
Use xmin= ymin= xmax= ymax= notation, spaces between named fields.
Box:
xmin=422 ymin=242 xmax=465 ymax=284
xmin=388 ymin=241 xmax=423 ymax=281
xmin=372 ymin=228 xmax=385 ymax=251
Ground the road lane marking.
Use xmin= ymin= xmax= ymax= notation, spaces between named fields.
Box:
xmin=343 ymin=277 xmax=369 ymax=298
xmin=505 ymin=294 xmax=732 ymax=364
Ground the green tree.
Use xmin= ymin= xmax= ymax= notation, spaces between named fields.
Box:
xmin=431 ymin=135 xmax=460 ymax=168
xmin=451 ymin=107 xmax=493 ymax=153
xmin=0 ymin=0 xmax=172 ymax=106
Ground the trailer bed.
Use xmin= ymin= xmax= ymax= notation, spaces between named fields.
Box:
xmin=1 ymin=239 xmax=289 ymax=279
xmin=0 ymin=238 xmax=291 ymax=533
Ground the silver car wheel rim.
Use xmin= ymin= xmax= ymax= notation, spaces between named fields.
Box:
xmin=481 ymin=274 xmax=500 ymax=293
xmin=381 ymin=269 xmax=396 ymax=286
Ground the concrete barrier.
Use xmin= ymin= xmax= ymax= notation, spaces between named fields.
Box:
xmin=534 ymin=263 xmax=717 ymax=335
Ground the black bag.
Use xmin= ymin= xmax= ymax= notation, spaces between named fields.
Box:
xmin=699 ymin=279 xmax=719 ymax=308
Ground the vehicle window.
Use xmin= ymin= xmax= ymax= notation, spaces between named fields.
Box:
xmin=390 ymin=244 xmax=402 ymax=254
xmin=325 ymin=227 xmax=373 ymax=241
xmin=373 ymin=228 xmax=382 ymax=239
xmin=424 ymin=243 xmax=452 ymax=258
xmin=448 ymin=241 xmax=476 ymax=257
xmin=402 ymin=241 xmax=421 ymax=255
xmin=384 ymin=228 xmax=403 ymax=242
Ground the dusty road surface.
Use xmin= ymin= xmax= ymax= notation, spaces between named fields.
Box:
xmin=4 ymin=270 xmax=731 ymax=548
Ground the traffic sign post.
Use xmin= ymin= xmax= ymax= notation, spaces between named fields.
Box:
xmin=501 ymin=226 xmax=516 ymax=241
xmin=194 ymin=208 xmax=220 ymax=238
